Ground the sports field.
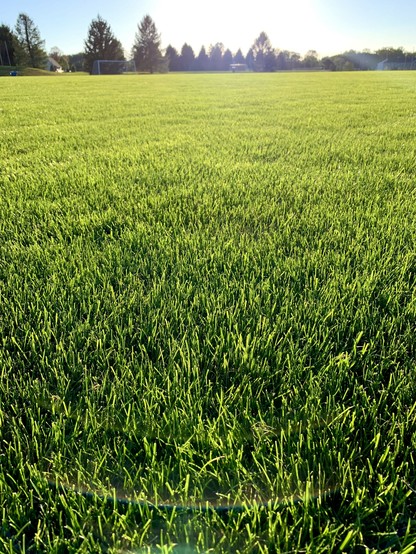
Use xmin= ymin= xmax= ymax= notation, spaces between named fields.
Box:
xmin=1 ymin=72 xmax=416 ymax=553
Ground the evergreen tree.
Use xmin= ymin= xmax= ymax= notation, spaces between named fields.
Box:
xmin=233 ymin=49 xmax=245 ymax=65
xmin=132 ymin=15 xmax=163 ymax=73
xmin=208 ymin=43 xmax=224 ymax=71
xmin=195 ymin=46 xmax=209 ymax=71
xmin=179 ymin=43 xmax=195 ymax=71
xmin=0 ymin=24 xmax=17 ymax=66
xmin=84 ymin=15 xmax=124 ymax=73
xmin=264 ymin=49 xmax=277 ymax=71
xmin=165 ymin=45 xmax=181 ymax=71
xmin=245 ymin=48 xmax=255 ymax=71
xmin=15 ymin=13 xmax=46 ymax=68
xmin=222 ymin=48 xmax=233 ymax=70
xmin=251 ymin=32 xmax=275 ymax=71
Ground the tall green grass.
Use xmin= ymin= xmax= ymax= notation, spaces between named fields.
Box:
xmin=1 ymin=72 xmax=416 ymax=552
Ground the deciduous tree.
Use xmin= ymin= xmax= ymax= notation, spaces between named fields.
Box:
xmin=49 ymin=46 xmax=69 ymax=71
xmin=285 ymin=51 xmax=301 ymax=70
xmin=303 ymin=49 xmax=319 ymax=68
xmin=67 ymin=52 xmax=85 ymax=72
xmin=275 ymin=50 xmax=287 ymax=70
xmin=375 ymin=47 xmax=406 ymax=63
xmin=321 ymin=56 xmax=336 ymax=71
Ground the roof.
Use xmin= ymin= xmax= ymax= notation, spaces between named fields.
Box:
xmin=48 ymin=57 xmax=62 ymax=68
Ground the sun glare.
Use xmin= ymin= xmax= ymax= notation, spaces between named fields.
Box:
xmin=154 ymin=0 xmax=324 ymax=55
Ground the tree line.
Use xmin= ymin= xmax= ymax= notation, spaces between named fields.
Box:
xmin=2 ymin=12 xmax=416 ymax=74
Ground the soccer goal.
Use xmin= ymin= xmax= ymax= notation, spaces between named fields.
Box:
xmin=92 ymin=59 xmax=137 ymax=75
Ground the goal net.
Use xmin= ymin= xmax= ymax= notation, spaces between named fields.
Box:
xmin=91 ymin=59 xmax=137 ymax=75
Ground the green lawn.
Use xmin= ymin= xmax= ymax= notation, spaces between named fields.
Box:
xmin=1 ymin=72 xmax=416 ymax=553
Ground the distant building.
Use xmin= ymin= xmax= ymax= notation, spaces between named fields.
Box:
xmin=46 ymin=57 xmax=64 ymax=72
xmin=230 ymin=63 xmax=248 ymax=72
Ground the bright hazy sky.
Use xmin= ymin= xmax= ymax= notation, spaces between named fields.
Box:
xmin=2 ymin=0 xmax=416 ymax=57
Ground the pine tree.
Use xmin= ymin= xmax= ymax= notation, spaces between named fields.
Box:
xmin=195 ymin=46 xmax=209 ymax=71
xmin=233 ymin=49 xmax=246 ymax=65
xmin=251 ymin=32 xmax=275 ymax=72
xmin=15 ymin=13 xmax=46 ymax=68
xmin=179 ymin=43 xmax=195 ymax=71
xmin=208 ymin=43 xmax=224 ymax=71
xmin=0 ymin=24 xmax=16 ymax=66
xmin=222 ymin=49 xmax=233 ymax=71
xmin=84 ymin=15 xmax=124 ymax=74
xmin=245 ymin=48 xmax=255 ymax=71
xmin=132 ymin=15 xmax=163 ymax=74
xmin=165 ymin=45 xmax=181 ymax=71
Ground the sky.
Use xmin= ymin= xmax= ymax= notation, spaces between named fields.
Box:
xmin=2 ymin=0 xmax=416 ymax=58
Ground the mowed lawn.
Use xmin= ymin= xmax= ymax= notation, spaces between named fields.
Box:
xmin=1 ymin=72 xmax=416 ymax=553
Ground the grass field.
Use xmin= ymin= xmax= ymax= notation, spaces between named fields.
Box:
xmin=1 ymin=71 xmax=416 ymax=553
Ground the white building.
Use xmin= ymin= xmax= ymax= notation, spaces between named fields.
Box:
xmin=46 ymin=57 xmax=64 ymax=72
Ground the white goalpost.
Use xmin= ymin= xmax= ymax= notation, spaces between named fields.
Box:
xmin=92 ymin=59 xmax=137 ymax=75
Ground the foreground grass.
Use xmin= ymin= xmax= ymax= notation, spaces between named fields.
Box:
xmin=1 ymin=72 xmax=416 ymax=552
